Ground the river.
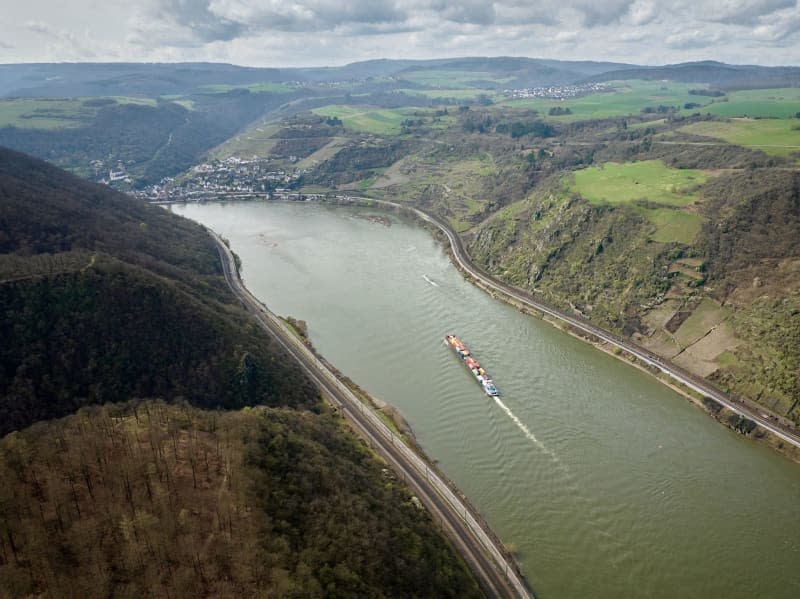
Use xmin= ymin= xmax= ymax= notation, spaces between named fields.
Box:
xmin=172 ymin=201 xmax=800 ymax=599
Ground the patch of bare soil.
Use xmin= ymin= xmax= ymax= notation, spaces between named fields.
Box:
xmin=372 ymin=157 xmax=411 ymax=188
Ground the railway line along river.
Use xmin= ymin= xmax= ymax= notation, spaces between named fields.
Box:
xmin=173 ymin=201 xmax=800 ymax=599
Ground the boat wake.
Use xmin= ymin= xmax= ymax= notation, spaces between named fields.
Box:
xmin=492 ymin=396 xmax=561 ymax=464
xmin=422 ymin=274 xmax=439 ymax=287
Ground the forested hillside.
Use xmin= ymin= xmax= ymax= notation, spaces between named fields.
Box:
xmin=0 ymin=147 xmax=317 ymax=433
xmin=0 ymin=91 xmax=287 ymax=185
xmin=0 ymin=401 xmax=482 ymax=598
xmin=0 ymin=148 xmax=485 ymax=597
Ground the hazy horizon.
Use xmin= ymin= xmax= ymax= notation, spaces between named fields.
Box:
xmin=0 ymin=55 xmax=796 ymax=69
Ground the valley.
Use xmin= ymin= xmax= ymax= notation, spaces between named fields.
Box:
xmin=2 ymin=54 xmax=800 ymax=598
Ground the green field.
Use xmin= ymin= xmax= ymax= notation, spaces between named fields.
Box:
xmin=170 ymin=99 xmax=195 ymax=110
xmin=679 ymin=118 xmax=800 ymax=157
xmin=570 ymin=160 xmax=708 ymax=206
xmin=640 ymin=207 xmax=703 ymax=244
xmin=628 ymin=118 xmax=666 ymax=130
xmin=209 ymin=123 xmax=282 ymax=159
xmin=159 ymin=95 xmax=196 ymax=110
xmin=0 ymin=97 xmax=156 ymax=129
xmin=202 ymin=82 xmax=296 ymax=94
xmin=396 ymin=88 xmax=495 ymax=100
xmin=297 ymin=137 xmax=347 ymax=169
xmin=400 ymin=69 xmax=514 ymax=88
xmin=569 ymin=160 xmax=709 ymax=244
xmin=674 ymin=298 xmax=726 ymax=346
xmin=503 ymin=81 xmax=710 ymax=120
xmin=687 ymin=88 xmax=800 ymax=119
xmin=358 ymin=169 xmax=385 ymax=191
xmin=312 ymin=105 xmax=452 ymax=134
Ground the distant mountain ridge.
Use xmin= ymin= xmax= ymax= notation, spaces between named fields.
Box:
xmin=584 ymin=60 xmax=800 ymax=88
xmin=4 ymin=57 xmax=796 ymax=98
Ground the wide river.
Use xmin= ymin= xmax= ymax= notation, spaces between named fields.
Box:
xmin=173 ymin=201 xmax=800 ymax=599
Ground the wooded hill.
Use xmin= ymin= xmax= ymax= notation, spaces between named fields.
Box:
xmin=0 ymin=147 xmax=317 ymax=434
xmin=0 ymin=91 xmax=290 ymax=185
xmin=0 ymin=148 xmax=483 ymax=597
xmin=0 ymin=401 xmax=482 ymax=598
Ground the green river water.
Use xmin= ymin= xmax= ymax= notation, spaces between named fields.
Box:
xmin=172 ymin=201 xmax=800 ymax=599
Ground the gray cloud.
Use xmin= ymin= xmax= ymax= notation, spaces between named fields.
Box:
xmin=26 ymin=21 xmax=54 ymax=35
xmin=436 ymin=0 xmax=496 ymax=25
xmin=148 ymin=0 xmax=245 ymax=43
xmin=2 ymin=0 xmax=800 ymax=66
xmin=493 ymin=1 xmax=560 ymax=26
xmin=666 ymin=28 xmax=722 ymax=49
xmin=198 ymin=0 xmax=406 ymax=34
xmin=700 ymin=0 xmax=796 ymax=26
xmin=628 ymin=0 xmax=657 ymax=26
xmin=572 ymin=0 xmax=634 ymax=26
xmin=132 ymin=0 xmax=800 ymax=48
xmin=750 ymin=8 xmax=800 ymax=41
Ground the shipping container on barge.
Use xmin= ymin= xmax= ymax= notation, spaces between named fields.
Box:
xmin=445 ymin=334 xmax=499 ymax=396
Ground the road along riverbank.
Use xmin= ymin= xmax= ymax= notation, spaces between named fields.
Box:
xmin=209 ymin=230 xmax=535 ymax=599
xmin=337 ymin=195 xmax=800 ymax=462
xmin=171 ymin=200 xmax=800 ymax=598
xmin=163 ymin=192 xmax=800 ymax=460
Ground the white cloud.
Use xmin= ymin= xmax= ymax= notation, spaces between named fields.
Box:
xmin=665 ymin=28 xmax=722 ymax=49
xmin=571 ymin=0 xmax=634 ymax=26
xmin=25 ymin=20 xmax=98 ymax=58
xmin=554 ymin=30 xmax=579 ymax=42
xmin=751 ymin=13 xmax=800 ymax=42
xmin=628 ymin=0 xmax=657 ymax=26
xmin=0 ymin=0 xmax=798 ymax=66
xmin=698 ymin=0 xmax=796 ymax=25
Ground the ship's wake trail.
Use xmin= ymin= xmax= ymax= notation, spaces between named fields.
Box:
xmin=422 ymin=274 xmax=439 ymax=287
xmin=493 ymin=396 xmax=561 ymax=464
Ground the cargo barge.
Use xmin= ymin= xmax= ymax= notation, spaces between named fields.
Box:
xmin=445 ymin=334 xmax=499 ymax=396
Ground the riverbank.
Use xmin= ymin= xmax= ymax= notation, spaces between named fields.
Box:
xmin=174 ymin=200 xmax=800 ymax=598
xmin=327 ymin=194 xmax=800 ymax=464
xmin=462 ymin=260 xmax=800 ymax=464
xmin=172 ymin=193 xmax=800 ymax=462
xmin=278 ymin=313 xmax=528 ymax=578
xmin=222 ymin=262 xmax=533 ymax=597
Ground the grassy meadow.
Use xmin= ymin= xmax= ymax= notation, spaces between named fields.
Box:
xmin=313 ymin=105 xmax=412 ymax=134
xmin=688 ymin=88 xmax=800 ymax=119
xmin=568 ymin=160 xmax=709 ymax=244
xmin=502 ymin=81 xmax=708 ymax=120
xmin=209 ymin=122 xmax=282 ymax=159
xmin=201 ymin=82 xmax=297 ymax=94
xmin=679 ymin=118 xmax=800 ymax=157
xmin=396 ymin=88 xmax=495 ymax=99
xmin=312 ymin=105 xmax=454 ymax=134
xmin=0 ymin=97 xmax=156 ymax=129
xmin=570 ymin=160 xmax=707 ymax=206
xmin=640 ymin=207 xmax=703 ymax=244
xmin=399 ymin=69 xmax=514 ymax=88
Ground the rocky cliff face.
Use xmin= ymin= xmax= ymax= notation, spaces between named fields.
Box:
xmin=464 ymin=170 xmax=800 ymax=424
xmin=466 ymin=183 xmax=672 ymax=336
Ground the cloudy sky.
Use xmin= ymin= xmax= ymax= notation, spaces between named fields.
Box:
xmin=2 ymin=0 xmax=799 ymax=67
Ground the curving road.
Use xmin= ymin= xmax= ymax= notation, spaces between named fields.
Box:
xmin=360 ymin=197 xmax=800 ymax=452
xmin=209 ymin=230 xmax=534 ymax=599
